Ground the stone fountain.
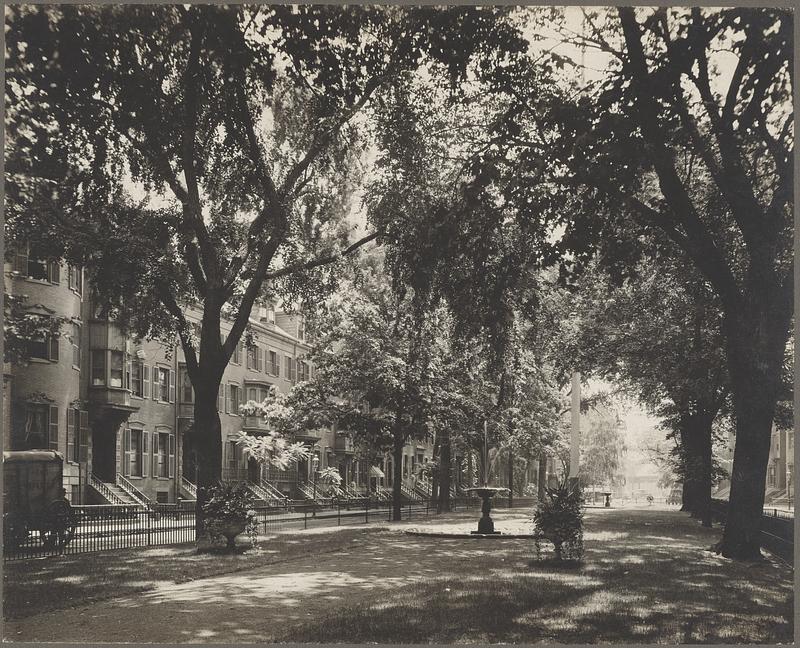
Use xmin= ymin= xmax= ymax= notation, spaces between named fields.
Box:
xmin=464 ymin=486 xmax=509 ymax=535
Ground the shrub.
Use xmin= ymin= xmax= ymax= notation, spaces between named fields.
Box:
xmin=201 ymin=482 xmax=259 ymax=547
xmin=533 ymin=483 xmax=584 ymax=561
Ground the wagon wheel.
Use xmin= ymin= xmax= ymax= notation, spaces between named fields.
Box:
xmin=40 ymin=500 xmax=76 ymax=551
xmin=3 ymin=513 xmax=29 ymax=551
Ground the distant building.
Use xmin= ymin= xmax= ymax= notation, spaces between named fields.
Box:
xmin=4 ymin=253 xmax=431 ymax=505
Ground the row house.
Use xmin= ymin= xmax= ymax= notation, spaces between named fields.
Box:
xmin=4 ymin=251 xmax=434 ymax=505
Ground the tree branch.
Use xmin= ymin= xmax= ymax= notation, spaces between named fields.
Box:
xmin=265 ymin=231 xmax=383 ymax=282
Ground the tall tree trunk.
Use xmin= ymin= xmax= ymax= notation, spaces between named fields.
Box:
xmin=438 ymin=428 xmax=451 ymax=513
xmin=715 ymin=306 xmax=788 ymax=559
xmin=507 ymin=449 xmax=514 ymax=508
xmin=431 ymin=432 xmax=441 ymax=502
xmin=193 ymin=377 xmax=223 ymax=544
xmin=538 ymin=454 xmax=547 ymax=501
xmin=698 ymin=413 xmax=714 ymax=528
xmin=392 ymin=435 xmax=404 ymax=522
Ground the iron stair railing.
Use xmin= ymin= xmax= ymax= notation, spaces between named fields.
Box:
xmin=116 ymin=474 xmax=153 ymax=510
xmin=246 ymin=480 xmax=287 ymax=507
xmin=89 ymin=473 xmax=126 ymax=505
xmin=180 ymin=476 xmax=198 ymax=499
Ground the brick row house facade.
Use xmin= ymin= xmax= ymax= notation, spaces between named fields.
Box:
xmin=4 ymin=252 xmax=433 ymax=505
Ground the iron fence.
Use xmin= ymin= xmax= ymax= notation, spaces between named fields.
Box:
xmin=710 ymin=498 xmax=794 ymax=561
xmin=3 ymin=496 xmax=497 ymax=561
xmin=2 ymin=494 xmax=545 ymax=561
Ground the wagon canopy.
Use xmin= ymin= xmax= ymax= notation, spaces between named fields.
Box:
xmin=3 ymin=450 xmax=63 ymax=463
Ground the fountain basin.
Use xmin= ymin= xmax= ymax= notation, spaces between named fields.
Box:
xmin=463 ymin=486 xmax=510 ymax=535
xmin=405 ymin=529 xmax=537 ymax=539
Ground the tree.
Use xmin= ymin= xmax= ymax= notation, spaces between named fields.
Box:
xmin=566 ymin=257 xmax=730 ymax=526
xmin=268 ymin=255 xmax=441 ymax=520
xmin=578 ymin=407 xmax=626 ymax=493
xmin=558 ymin=8 xmax=792 ymax=559
xmin=5 ymin=5 xmax=526 ymax=532
xmin=465 ymin=7 xmax=791 ymax=558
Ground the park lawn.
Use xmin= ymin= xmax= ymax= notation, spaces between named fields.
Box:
xmin=281 ymin=510 xmax=794 ymax=644
xmin=2 ymin=525 xmax=384 ymax=621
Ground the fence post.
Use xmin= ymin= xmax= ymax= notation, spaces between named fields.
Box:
xmin=338 ymin=500 xmax=341 ymax=526
xmin=365 ymin=497 xmax=370 ymax=524
xmin=304 ymin=508 xmax=308 ymax=530
xmin=147 ymin=508 xmax=151 ymax=547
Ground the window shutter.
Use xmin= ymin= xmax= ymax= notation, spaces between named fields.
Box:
xmin=143 ymin=365 xmax=151 ymax=399
xmin=13 ymin=249 xmax=28 ymax=274
xmin=152 ymin=368 xmax=160 ymax=401
xmin=169 ymin=434 xmax=175 ymax=479
xmin=142 ymin=431 xmax=149 ymax=477
xmin=218 ymin=384 xmax=223 ymax=412
xmin=67 ymin=409 xmax=76 ymax=462
xmin=48 ymin=406 xmax=59 ymax=451
xmin=275 ymin=354 xmax=280 ymax=378
xmin=49 ymin=332 xmax=59 ymax=362
xmin=152 ymin=434 xmax=159 ymax=477
xmin=225 ymin=385 xmax=230 ymax=414
xmin=79 ymin=411 xmax=89 ymax=463
xmin=126 ymin=358 xmax=132 ymax=391
xmin=48 ymin=261 xmax=60 ymax=284
xmin=124 ymin=428 xmax=131 ymax=476
xmin=169 ymin=369 xmax=176 ymax=403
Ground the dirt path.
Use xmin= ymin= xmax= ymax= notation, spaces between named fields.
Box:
xmin=4 ymin=524 xmax=530 ymax=643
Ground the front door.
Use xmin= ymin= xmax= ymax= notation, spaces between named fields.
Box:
xmin=91 ymin=424 xmax=117 ymax=483
xmin=248 ymin=457 xmax=260 ymax=483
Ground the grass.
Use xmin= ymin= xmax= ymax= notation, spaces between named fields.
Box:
xmin=3 ymin=509 xmax=793 ymax=644
xmin=277 ymin=510 xmax=794 ymax=644
xmin=2 ymin=525 xmax=384 ymax=621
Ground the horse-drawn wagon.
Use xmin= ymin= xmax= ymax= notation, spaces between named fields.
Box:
xmin=3 ymin=450 xmax=76 ymax=553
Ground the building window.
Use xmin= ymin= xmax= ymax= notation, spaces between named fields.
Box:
xmin=268 ymin=351 xmax=279 ymax=376
xmin=110 ymin=351 xmax=125 ymax=388
xmin=158 ymin=367 xmax=170 ymax=401
xmin=285 ymin=356 xmax=296 ymax=382
xmin=180 ymin=366 xmax=193 ymax=403
xmin=130 ymin=429 xmax=143 ymax=477
xmin=27 ymin=326 xmax=49 ymax=361
xmin=246 ymin=344 xmax=261 ymax=371
xmin=131 ymin=359 xmax=144 ymax=397
xmin=229 ymin=384 xmax=241 ymax=414
xmin=71 ymin=323 xmax=81 ymax=368
xmin=23 ymin=404 xmax=50 ymax=449
xmin=13 ymin=245 xmax=59 ymax=283
xmin=297 ymin=360 xmax=310 ymax=382
xmin=246 ymin=385 xmax=268 ymax=403
xmin=91 ymin=350 xmax=106 ymax=386
xmin=156 ymin=491 xmax=169 ymax=504
xmin=157 ymin=432 xmax=169 ymax=478
xmin=228 ymin=440 xmax=239 ymax=470
xmin=68 ymin=265 xmax=82 ymax=295
xmin=232 ymin=341 xmax=241 ymax=365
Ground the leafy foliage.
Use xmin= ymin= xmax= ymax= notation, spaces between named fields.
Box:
xmin=533 ymin=483 xmax=584 ymax=561
xmin=200 ymin=482 xmax=259 ymax=547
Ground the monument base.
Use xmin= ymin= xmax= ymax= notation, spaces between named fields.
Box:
xmin=471 ymin=530 xmax=502 ymax=535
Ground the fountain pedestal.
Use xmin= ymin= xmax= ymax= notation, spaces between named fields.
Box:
xmin=465 ymin=487 xmax=507 ymax=535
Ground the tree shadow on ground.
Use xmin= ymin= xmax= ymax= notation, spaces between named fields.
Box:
xmin=278 ymin=510 xmax=793 ymax=644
